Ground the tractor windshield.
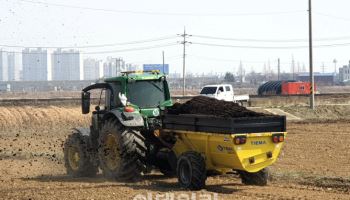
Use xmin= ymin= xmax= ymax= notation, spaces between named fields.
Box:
xmin=127 ymin=80 xmax=166 ymax=108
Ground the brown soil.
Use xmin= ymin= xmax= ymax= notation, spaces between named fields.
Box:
xmin=168 ymin=96 xmax=269 ymax=118
xmin=0 ymin=105 xmax=349 ymax=199
xmin=282 ymin=105 xmax=350 ymax=120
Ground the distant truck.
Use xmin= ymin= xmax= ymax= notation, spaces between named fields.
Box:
xmin=199 ymin=84 xmax=249 ymax=104
xmin=258 ymin=81 xmax=317 ymax=96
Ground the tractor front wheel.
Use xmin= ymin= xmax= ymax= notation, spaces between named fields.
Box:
xmin=98 ymin=119 xmax=147 ymax=181
xmin=177 ymin=151 xmax=207 ymax=190
xmin=64 ymin=132 xmax=98 ymax=177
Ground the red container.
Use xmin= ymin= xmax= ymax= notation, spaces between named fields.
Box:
xmin=281 ymin=82 xmax=316 ymax=95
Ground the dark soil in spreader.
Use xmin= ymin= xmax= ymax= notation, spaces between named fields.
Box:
xmin=167 ymin=96 xmax=271 ymax=118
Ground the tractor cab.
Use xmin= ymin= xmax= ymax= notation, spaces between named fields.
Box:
xmin=81 ymin=70 xmax=172 ymax=132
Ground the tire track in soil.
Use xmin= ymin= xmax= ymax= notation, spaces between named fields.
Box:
xmin=9 ymin=107 xmax=25 ymax=128
xmin=39 ymin=107 xmax=55 ymax=128
xmin=47 ymin=106 xmax=65 ymax=128
xmin=275 ymin=183 xmax=350 ymax=194
xmin=0 ymin=107 xmax=15 ymax=128
xmin=15 ymin=106 xmax=31 ymax=126
xmin=238 ymin=192 xmax=298 ymax=200
xmin=237 ymin=184 xmax=349 ymax=200
xmin=0 ymin=109 xmax=10 ymax=129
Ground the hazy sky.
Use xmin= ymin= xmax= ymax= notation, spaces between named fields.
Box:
xmin=1 ymin=0 xmax=350 ymax=75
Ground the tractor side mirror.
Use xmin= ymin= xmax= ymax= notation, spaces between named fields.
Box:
xmin=163 ymin=80 xmax=171 ymax=100
xmin=82 ymin=91 xmax=90 ymax=114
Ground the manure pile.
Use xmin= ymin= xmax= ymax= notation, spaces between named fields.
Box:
xmin=168 ymin=96 xmax=270 ymax=118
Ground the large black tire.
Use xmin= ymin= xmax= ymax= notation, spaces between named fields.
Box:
xmin=177 ymin=151 xmax=207 ymax=190
xmin=64 ymin=132 xmax=98 ymax=177
xmin=98 ymin=119 xmax=147 ymax=181
xmin=155 ymin=149 xmax=177 ymax=177
xmin=239 ymin=168 xmax=269 ymax=186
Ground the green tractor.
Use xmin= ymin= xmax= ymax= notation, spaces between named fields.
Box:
xmin=64 ymin=70 xmax=287 ymax=190
xmin=64 ymin=70 xmax=175 ymax=181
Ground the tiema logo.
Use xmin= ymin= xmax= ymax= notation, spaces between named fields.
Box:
xmin=251 ymin=140 xmax=267 ymax=145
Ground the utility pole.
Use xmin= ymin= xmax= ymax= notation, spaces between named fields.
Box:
xmin=267 ymin=59 xmax=271 ymax=80
xmin=239 ymin=60 xmax=243 ymax=83
xmin=277 ymin=58 xmax=280 ymax=81
xmin=308 ymin=0 xmax=315 ymax=109
xmin=263 ymin=63 xmax=267 ymax=81
xmin=321 ymin=62 xmax=325 ymax=73
xmin=162 ymin=51 xmax=165 ymax=74
xmin=333 ymin=59 xmax=337 ymax=75
xmin=291 ymin=55 xmax=295 ymax=80
xmin=179 ymin=27 xmax=191 ymax=96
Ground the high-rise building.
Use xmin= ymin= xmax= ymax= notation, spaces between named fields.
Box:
xmin=83 ymin=58 xmax=103 ymax=80
xmin=7 ymin=52 xmax=22 ymax=81
xmin=0 ymin=50 xmax=8 ymax=81
xmin=339 ymin=63 xmax=350 ymax=83
xmin=22 ymin=48 xmax=51 ymax=81
xmin=52 ymin=49 xmax=83 ymax=81
xmin=103 ymin=57 xmax=126 ymax=78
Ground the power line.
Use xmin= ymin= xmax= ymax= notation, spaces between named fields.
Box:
xmin=16 ymin=0 xmax=304 ymax=17
xmin=128 ymin=55 xmax=183 ymax=64
xmin=0 ymin=35 xmax=177 ymax=49
xmin=4 ymin=33 xmax=350 ymax=49
xmin=0 ymin=43 xmax=178 ymax=54
xmin=192 ymin=34 xmax=350 ymax=42
xmin=191 ymin=41 xmax=350 ymax=49
xmin=315 ymin=12 xmax=350 ymax=22
xmin=188 ymin=54 xmax=277 ymax=64
xmin=188 ymin=54 xmax=341 ymax=65
xmin=188 ymin=54 xmax=266 ymax=63
xmin=83 ymin=43 xmax=178 ymax=54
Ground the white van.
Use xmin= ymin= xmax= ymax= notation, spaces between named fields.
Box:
xmin=199 ymin=84 xmax=249 ymax=104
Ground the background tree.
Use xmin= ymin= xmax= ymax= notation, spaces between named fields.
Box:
xmin=224 ymin=72 xmax=235 ymax=82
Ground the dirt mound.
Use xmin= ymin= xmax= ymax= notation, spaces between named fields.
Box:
xmin=0 ymin=106 xmax=89 ymax=131
xmin=168 ymin=96 xmax=269 ymax=118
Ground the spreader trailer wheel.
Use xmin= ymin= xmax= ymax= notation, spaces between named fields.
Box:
xmin=239 ymin=168 xmax=269 ymax=186
xmin=176 ymin=151 xmax=207 ymax=190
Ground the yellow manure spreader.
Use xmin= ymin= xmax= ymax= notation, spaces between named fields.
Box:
xmin=160 ymin=114 xmax=287 ymax=190
xmin=63 ymin=72 xmax=286 ymax=191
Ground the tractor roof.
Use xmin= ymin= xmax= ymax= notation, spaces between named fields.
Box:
xmin=104 ymin=70 xmax=165 ymax=82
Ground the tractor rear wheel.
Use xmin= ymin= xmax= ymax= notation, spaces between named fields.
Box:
xmin=239 ymin=168 xmax=269 ymax=186
xmin=177 ymin=151 xmax=207 ymax=190
xmin=98 ymin=119 xmax=147 ymax=181
xmin=64 ymin=132 xmax=98 ymax=177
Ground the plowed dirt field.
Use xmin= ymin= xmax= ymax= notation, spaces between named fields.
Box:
xmin=0 ymin=106 xmax=349 ymax=200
